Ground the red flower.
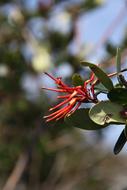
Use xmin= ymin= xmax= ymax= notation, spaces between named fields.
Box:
xmin=42 ymin=72 xmax=98 ymax=122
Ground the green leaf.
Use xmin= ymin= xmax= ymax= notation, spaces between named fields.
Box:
xmin=65 ymin=108 xmax=108 ymax=130
xmin=81 ymin=61 xmax=114 ymax=90
xmin=89 ymin=101 xmax=126 ymax=125
xmin=108 ymin=88 xmax=127 ymax=104
xmin=72 ymin=73 xmax=84 ymax=86
xmin=115 ymin=48 xmax=127 ymax=87
xmin=114 ymin=129 xmax=126 ymax=155
xmin=116 ymin=48 xmax=121 ymax=74
xmin=124 ymin=124 xmax=127 ymax=139
xmin=94 ymin=83 xmax=108 ymax=94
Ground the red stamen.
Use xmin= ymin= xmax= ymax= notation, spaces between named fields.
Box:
xmin=42 ymin=87 xmax=67 ymax=92
xmin=77 ymin=88 xmax=86 ymax=96
xmin=44 ymin=106 xmax=68 ymax=118
xmin=49 ymin=91 xmax=77 ymax=111
xmin=85 ymin=73 xmax=95 ymax=85
xmin=67 ymin=102 xmax=81 ymax=116
xmin=60 ymin=86 xmax=81 ymax=91
xmin=43 ymin=72 xmax=98 ymax=122
xmin=56 ymin=105 xmax=73 ymax=120
xmin=57 ymin=94 xmax=71 ymax=99
xmin=56 ymin=112 xmax=67 ymax=121
xmin=49 ymin=98 xmax=71 ymax=111
xmin=44 ymin=72 xmax=58 ymax=82
xmin=56 ymin=106 xmax=72 ymax=121
xmin=46 ymin=105 xmax=71 ymax=122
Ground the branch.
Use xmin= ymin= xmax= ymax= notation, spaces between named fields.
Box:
xmin=2 ymin=152 xmax=28 ymax=190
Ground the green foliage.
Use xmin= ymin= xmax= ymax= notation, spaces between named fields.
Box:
xmin=72 ymin=73 xmax=84 ymax=86
xmin=81 ymin=61 xmax=114 ymax=90
xmin=108 ymin=88 xmax=127 ymax=104
xmin=94 ymin=83 xmax=108 ymax=94
xmin=49 ymin=31 xmax=73 ymax=52
xmin=106 ymin=42 xmax=117 ymax=56
xmin=65 ymin=108 xmax=107 ymax=130
xmin=89 ymin=101 xmax=126 ymax=125
xmin=124 ymin=124 xmax=127 ymax=138
xmin=116 ymin=47 xmax=121 ymax=73
xmin=114 ymin=129 xmax=127 ymax=155
xmin=83 ymin=0 xmax=102 ymax=10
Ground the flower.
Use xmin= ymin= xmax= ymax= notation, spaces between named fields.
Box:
xmin=42 ymin=72 xmax=98 ymax=122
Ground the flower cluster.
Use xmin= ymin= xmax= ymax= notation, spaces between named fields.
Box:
xmin=42 ymin=72 xmax=98 ymax=122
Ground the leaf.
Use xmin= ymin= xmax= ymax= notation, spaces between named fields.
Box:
xmin=124 ymin=124 xmax=127 ymax=138
xmin=115 ymin=48 xmax=127 ymax=87
xmin=108 ymin=88 xmax=127 ymax=104
xmin=116 ymin=47 xmax=121 ymax=74
xmin=114 ymin=129 xmax=126 ymax=155
xmin=94 ymin=83 xmax=108 ymax=94
xmin=81 ymin=61 xmax=114 ymax=90
xmin=72 ymin=73 xmax=84 ymax=86
xmin=65 ymin=108 xmax=108 ymax=130
xmin=89 ymin=101 xmax=126 ymax=125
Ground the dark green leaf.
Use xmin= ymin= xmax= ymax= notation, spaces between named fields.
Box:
xmin=124 ymin=124 xmax=127 ymax=138
xmin=94 ymin=83 xmax=108 ymax=94
xmin=65 ymin=108 xmax=107 ymax=130
xmin=81 ymin=61 xmax=114 ymax=90
xmin=72 ymin=73 xmax=84 ymax=86
xmin=115 ymin=48 xmax=127 ymax=87
xmin=114 ymin=129 xmax=126 ymax=155
xmin=116 ymin=48 xmax=121 ymax=74
xmin=108 ymin=88 xmax=127 ymax=104
xmin=89 ymin=101 xmax=126 ymax=125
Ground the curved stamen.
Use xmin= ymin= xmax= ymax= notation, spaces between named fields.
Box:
xmin=42 ymin=87 xmax=67 ymax=92
xmin=57 ymin=94 xmax=71 ymax=99
xmin=43 ymin=72 xmax=98 ymax=122
xmin=46 ymin=105 xmax=71 ymax=122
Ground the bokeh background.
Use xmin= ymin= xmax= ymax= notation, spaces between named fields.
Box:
xmin=0 ymin=0 xmax=127 ymax=190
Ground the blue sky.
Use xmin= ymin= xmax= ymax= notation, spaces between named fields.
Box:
xmin=79 ymin=0 xmax=127 ymax=62
xmin=25 ymin=0 xmax=127 ymax=62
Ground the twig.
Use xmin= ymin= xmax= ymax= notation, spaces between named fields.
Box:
xmin=2 ymin=152 xmax=28 ymax=190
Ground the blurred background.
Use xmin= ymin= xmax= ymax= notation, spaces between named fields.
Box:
xmin=0 ymin=0 xmax=127 ymax=190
